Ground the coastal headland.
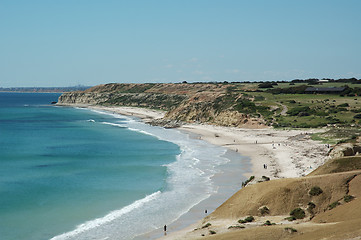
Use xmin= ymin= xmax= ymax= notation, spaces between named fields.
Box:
xmin=58 ymin=80 xmax=361 ymax=239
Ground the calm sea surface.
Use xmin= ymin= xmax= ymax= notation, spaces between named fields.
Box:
xmin=0 ymin=92 xmax=247 ymax=240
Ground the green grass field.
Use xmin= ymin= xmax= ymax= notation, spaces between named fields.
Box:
xmin=225 ymin=81 xmax=361 ymax=129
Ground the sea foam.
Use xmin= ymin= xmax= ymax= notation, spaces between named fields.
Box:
xmin=51 ymin=109 xmax=235 ymax=240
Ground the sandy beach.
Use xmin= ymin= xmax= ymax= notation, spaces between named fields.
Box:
xmin=62 ymin=105 xmax=330 ymax=239
xmin=88 ymin=105 xmax=329 ymax=180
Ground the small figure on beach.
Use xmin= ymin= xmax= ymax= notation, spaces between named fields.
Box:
xmin=263 ymin=164 xmax=267 ymax=169
xmin=164 ymin=225 xmax=167 ymax=232
xmin=205 ymin=209 xmax=208 ymax=214
xmin=236 ymin=148 xmax=238 ymax=152
xmin=256 ymin=140 xmax=257 ymax=144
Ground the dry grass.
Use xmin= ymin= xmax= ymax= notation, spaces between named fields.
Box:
xmin=308 ymin=156 xmax=361 ymax=176
xmin=193 ymin=171 xmax=361 ymax=240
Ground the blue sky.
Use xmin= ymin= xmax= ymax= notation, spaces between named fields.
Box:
xmin=0 ymin=0 xmax=360 ymax=87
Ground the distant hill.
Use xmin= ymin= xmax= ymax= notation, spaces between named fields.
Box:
xmin=0 ymin=86 xmax=91 ymax=93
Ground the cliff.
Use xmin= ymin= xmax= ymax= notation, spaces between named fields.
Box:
xmin=58 ymin=83 xmax=267 ymax=128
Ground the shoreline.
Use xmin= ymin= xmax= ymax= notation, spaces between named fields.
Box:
xmin=57 ymin=104 xmax=330 ymax=239
xmin=79 ymin=105 xmax=329 ymax=179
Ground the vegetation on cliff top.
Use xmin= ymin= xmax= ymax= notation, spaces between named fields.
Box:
xmin=59 ymin=78 xmax=361 ymax=128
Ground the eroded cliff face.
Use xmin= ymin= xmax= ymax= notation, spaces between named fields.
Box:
xmin=58 ymin=83 xmax=267 ymax=128
xmin=58 ymin=92 xmax=112 ymax=105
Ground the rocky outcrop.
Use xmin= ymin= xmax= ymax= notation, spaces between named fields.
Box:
xmin=58 ymin=92 xmax=112 ymax=105
xmin=329 ymin=143 xmax=361 ymax=158
xmin=58 ymin=91 xmax=187 ymax=111
xmin=148 ymin=119 xmax=182 ymax=128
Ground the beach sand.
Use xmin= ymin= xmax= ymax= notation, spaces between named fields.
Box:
xmin=90 ymin=106 xmax=328 ymax=180
xmin=60 ymin=105 xmax=330 ymax=239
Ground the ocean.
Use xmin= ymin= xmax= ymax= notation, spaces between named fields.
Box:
xmin=0 ymin=92 xmax=249 ymax=240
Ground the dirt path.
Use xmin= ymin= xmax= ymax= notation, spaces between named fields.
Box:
xmin=279 ymin=103 xmax=288 ymax=116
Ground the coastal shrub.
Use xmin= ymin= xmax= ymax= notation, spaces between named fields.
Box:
xmin=285 ymin=216 xmax=296 ymax=221
xmin=242 ymin=176 xmax=255 ymax=187
xmin=290 ymin=208 xmax=305 ymax=219
xmin=263 ymin=220 xmax=275 ymax=226
xmin=344 ymin=195 xmax=355 ymax=203
xmin=264 ymin=220 xmax=271 ymax=226
xmin=209 ymin=230 xmax=217 ymax=235
xmin=338 ymin=103 xmax=349 ymax=108
xmin=202 ymin=223 xmax=211 ymax=228
xmin=351 ymin=108 xmax=361 ymax=113
xmin=254 ymin=95 xmax=265 ymax=101
xmin=287 ymin=106 xmax=314 ymax=116
xmin=328 ymin=201 xmax=340 ymax=210
xmin=308 ymin=202 xmax=316 ymax=209
xmin=260 ymin=206 xmax=270 ymax=215
xmin=233 ymin=99 xmax=258 ymax=114
xmin=258 ymin=82 xmax=274 ymax=88
xmin=244 ymin=216 xmax=255 ymax=222
xmin=326 ymin=116 xmax=341 ymax=124
xmin=307 ymin=202 xmax=316 ymax=214
xmin=309 ymin=186 xmax=323 ymax=196
xmin=228 ymin=225 xmax=245 ymax=229
xmin=262 ymin=176 xmax=270 ymax=181
xmin=238 ymin=216 xmax=254 ymax=223
xmin=337 ymin=107 xmax=348 ymax=112
xmin=284 ymin=227 xmax=298 ymax=233
xmin=354 ymin=114 xmax=361 ymax=119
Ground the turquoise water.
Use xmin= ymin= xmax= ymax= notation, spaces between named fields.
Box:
xmin=0 ymin=92 xmax=248 ymax=240
xmin=0 ymin=93 xmax=179 ymax=240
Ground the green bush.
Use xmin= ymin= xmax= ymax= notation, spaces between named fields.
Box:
xmin=328 ymin=201 xmax=340 ymax=210
xmin=309 ymin=186 xmax=323 ymax=196
xmin=307 ymin=202 xmax=316 ymax=214
xmin=338 ymin=103 xmax=349 ymax=108
xmin=242 ymin=176 xmax=255 ymax=187
xmin=290 ymin=208 xmax=305 ymax=219
xmin=262 ymin=176 xmax=270 ymax=181
xmin=209 ymin=230 xmax=216 ymax=235
xmin=245 ymin=216 xmax=255 ymax=222
xmin=308 ymin=202 xmax=316 ymax=209
xmin=260 ymin=206 xmax=270 ymax=215
xmin=354 ymin=114 xmax=361 ymax=119
xmin=285 ymin=216 xmax=296 ymax=221
xmin=258 ymin=82 xmax=274 ymax=88
xmin=263 ymin=220 xmax=275 ymax=226
xmin=287 ymin=106 xmax=314 ymax=116
xmin=238 ymin=216 xmax=254 ymax=223
xmin=202 ymin=223 xmax=211 ymax=228
xmin=344 ymin=195 xmax=355 ymax=203
xmin=228 ymin=225 xmax=245 ymax=229
xmin=254 ymin=95 xmax=265 ymax=101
